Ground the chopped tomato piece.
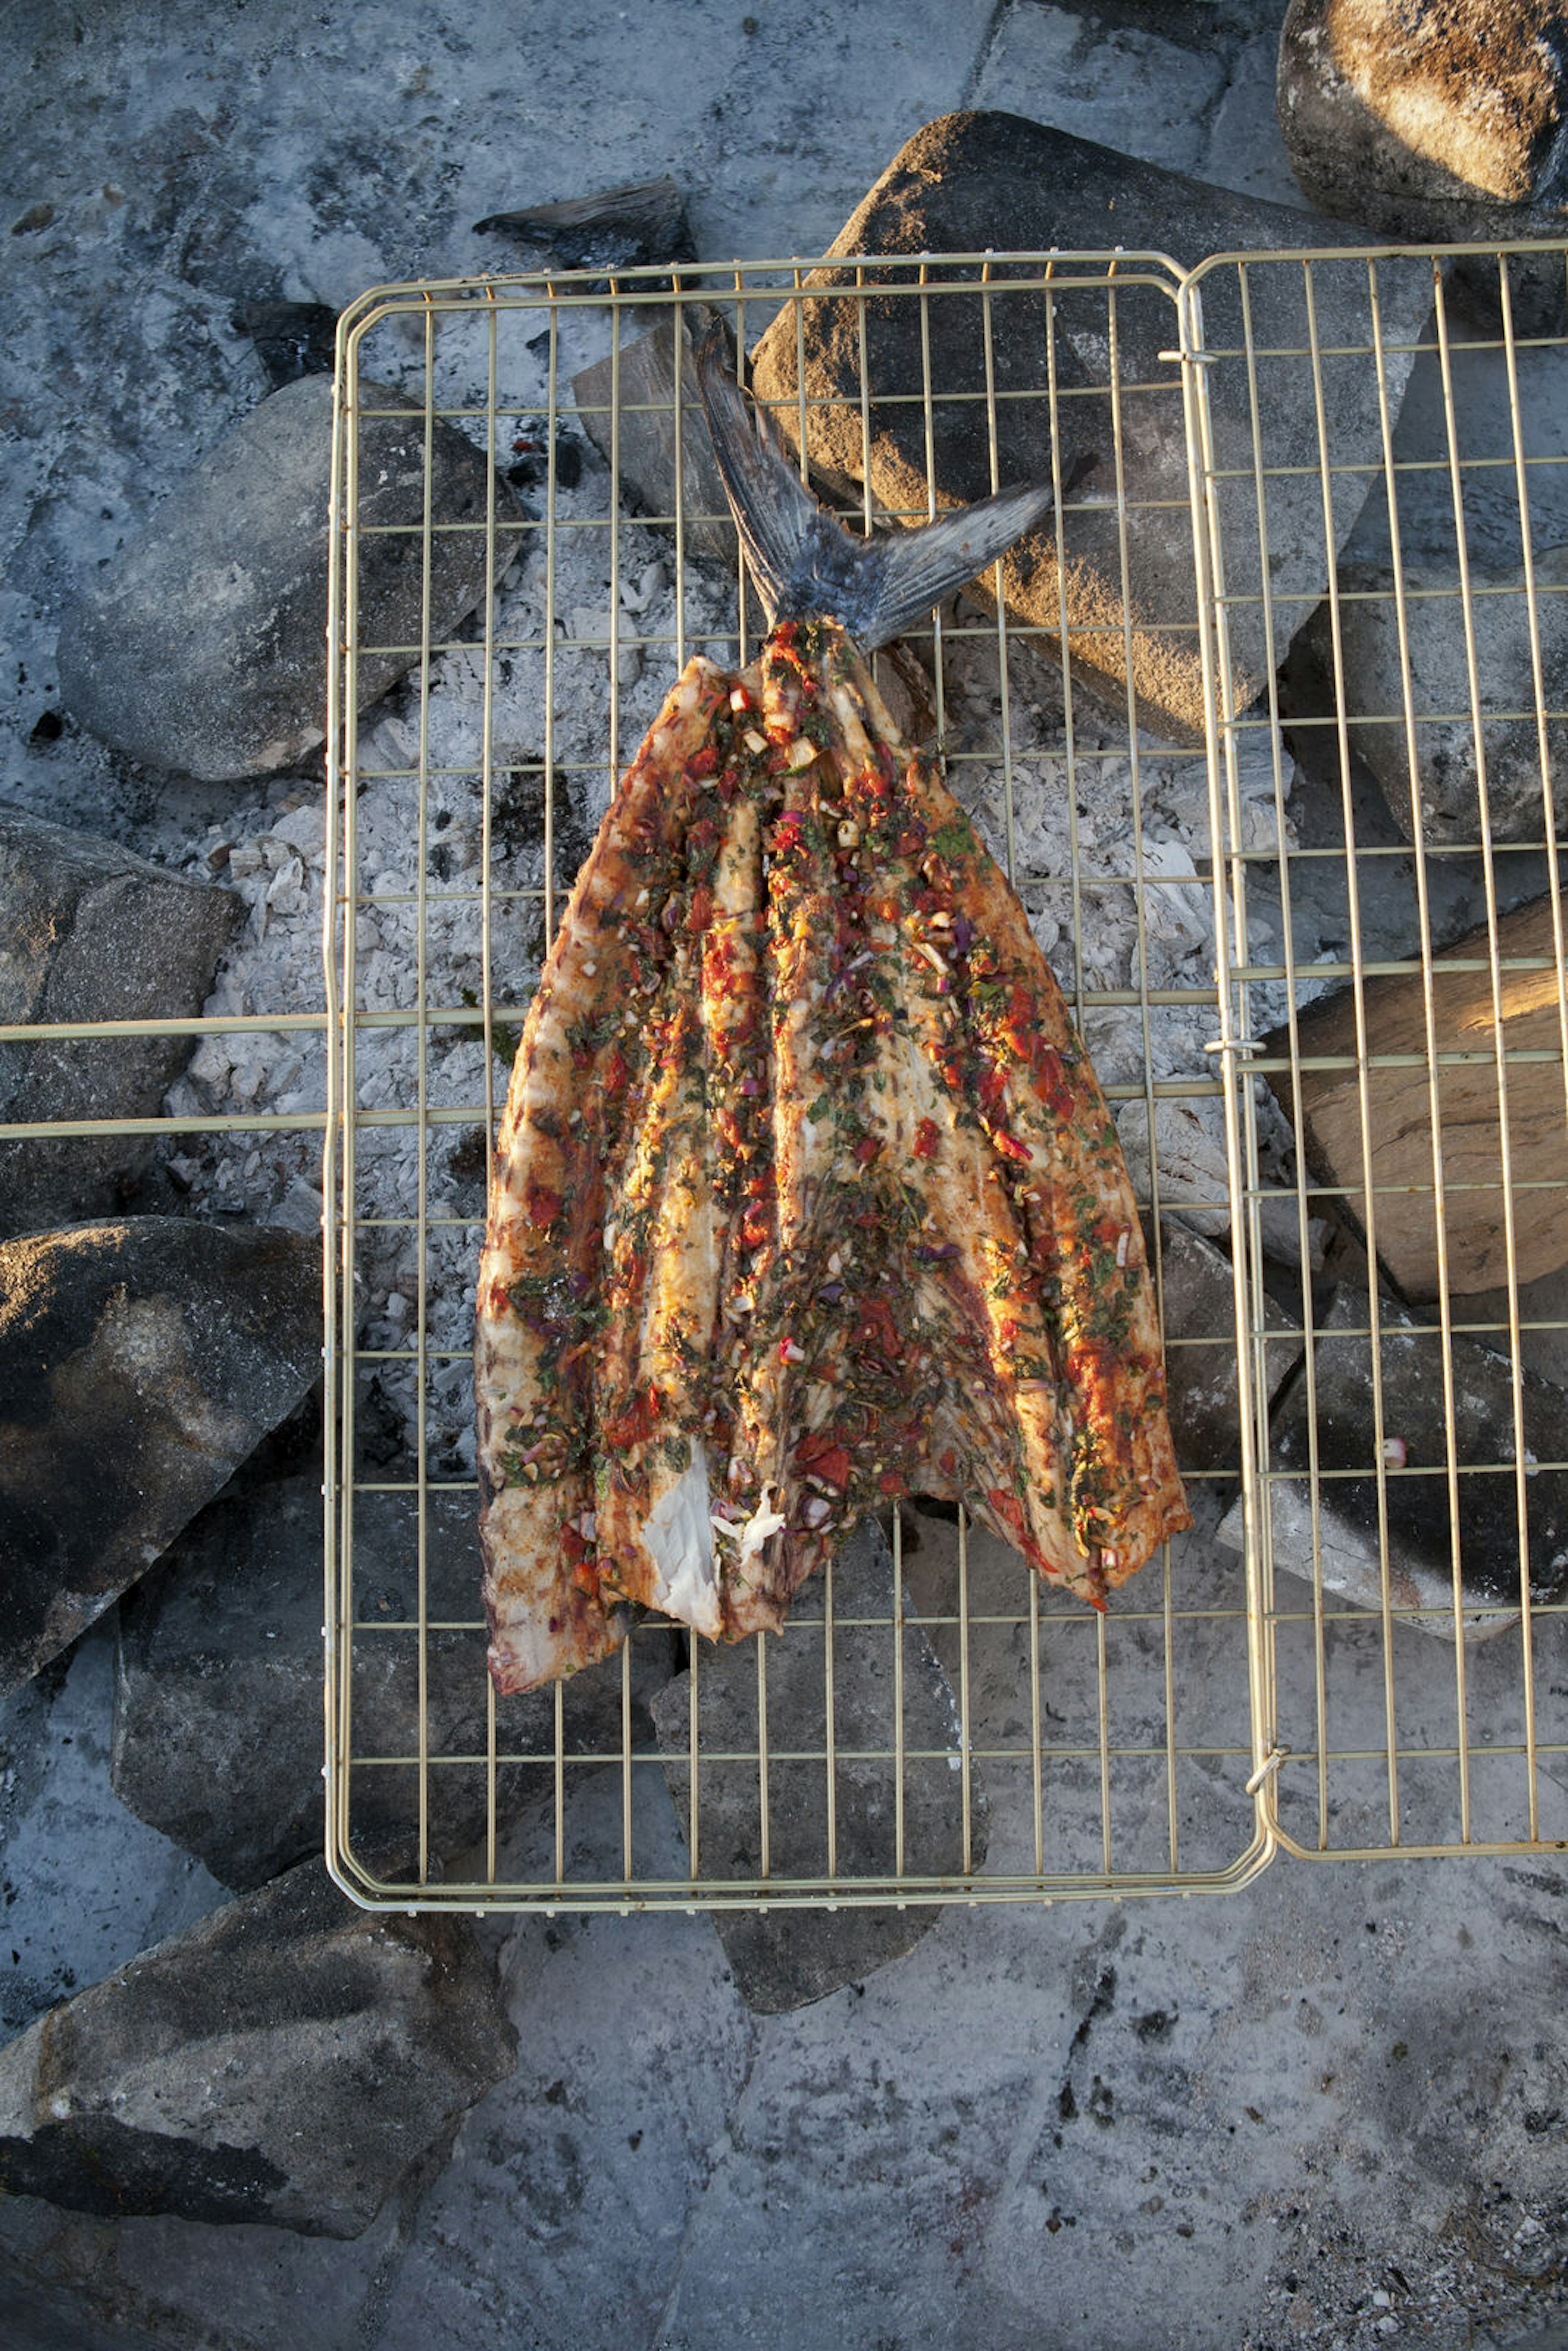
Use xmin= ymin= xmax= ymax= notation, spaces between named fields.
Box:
xmin=603 ymin=1383 xmax=659 ymax=1449
xmin=805 ymin=1442 xmax=851 ymax=1488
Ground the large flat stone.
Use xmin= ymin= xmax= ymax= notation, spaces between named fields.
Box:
xmin=0 ymin=808 xmax=241 ymax=1236
xmin=652 ymin=1519 xmax=985 ymax=2014
xmin=113 ymin=1469 xmax=680 ymax=1890
xmin=56 ymin=376 xmax=519 ymax=783
xmin=0 ymin=1218 xmax=321 ymax=1695
xmin=0 ymin=1857 xmax=515 ymax=2237
xmin=748 ymin=111 xmax=1432 ymax=744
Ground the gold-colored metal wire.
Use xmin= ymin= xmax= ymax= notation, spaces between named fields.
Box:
xmin=318 ymin=244 xmax=1568 ymax=1915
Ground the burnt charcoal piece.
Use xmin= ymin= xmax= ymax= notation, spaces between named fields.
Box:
xmin=1156 ymin=1220 xmax=1299 ymax=1478
xmin=1223 ymin=1283 xmax=1568 ymax=1639
xmin=0 ymin=1858 xmax=516 ymax=2237
xmin=474 ymin=174 xmax=694 ymax=288
xmin=573 ymin=309 xmax=737 ymax=568
xmin=230 ymin=296 xmax=339 ymax=386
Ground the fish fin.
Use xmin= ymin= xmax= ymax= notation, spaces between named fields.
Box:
xmin=696 ymin=327 xmax=1055 ymax=651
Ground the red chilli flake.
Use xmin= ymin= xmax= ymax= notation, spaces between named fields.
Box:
xmin=913 ymin=1117 xmax=939 ymax=1160
xmin=527 ymin=1184 xmax=562 ymax=1229
xmin=796 ymin=1437 xmax=851 ymax=1489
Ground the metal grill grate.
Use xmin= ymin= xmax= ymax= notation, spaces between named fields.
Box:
xmin=322 ymin=245 xmax=1568 ymax=1912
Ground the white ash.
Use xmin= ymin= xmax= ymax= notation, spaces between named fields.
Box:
xmin=163 ymin=313 xmax=1317 ymax=1469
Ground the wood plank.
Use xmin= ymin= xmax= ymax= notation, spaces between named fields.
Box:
xmin=1265 ymin=891 xmax=1568 ymax=1298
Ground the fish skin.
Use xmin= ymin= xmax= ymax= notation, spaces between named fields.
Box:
xmin=476 ymin=618 xmax=1189 ymax=1695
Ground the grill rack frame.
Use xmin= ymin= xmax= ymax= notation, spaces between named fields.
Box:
xmin=317 ymin=242 xmax=1568 ymax=1913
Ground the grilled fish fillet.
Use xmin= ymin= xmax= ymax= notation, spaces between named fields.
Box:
xmin=475 ymin=343 xmax=1190 ymax=1694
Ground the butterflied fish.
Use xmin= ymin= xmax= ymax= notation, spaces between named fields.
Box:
xmin=475 ymin=333 xmax=1190 ymax=1694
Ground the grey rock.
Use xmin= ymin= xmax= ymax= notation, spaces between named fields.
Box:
xmin=113 ymin=1470 xmax=681 ymax=1890
xmin=1313 ymin=549 xmax=1568 ymax=845
xmin=0 ymin=1218 xmax=320 ymax=1696
xmin=573 ymin=308 xmax=739 ymax=570
xmin=0 ymin=808 xmax=242 ymax=1237
xmin=56 ymin=375 xmax=520 ymax=783
xmin=748 ymin=111 xmax=1432 ymax=744
xmin=1221 ymin=1281 xmax=1568 ymax=1635
xmin=652 ymin=1519 xmax=985 ymax=2014
xmin=1156 ymin=1220 xmax=1300 ymax=1478
xmin=0 ymin=1857 xmax=516 ymax=2237
xmin=1278 ymin=0 xmax=1568 ymax=332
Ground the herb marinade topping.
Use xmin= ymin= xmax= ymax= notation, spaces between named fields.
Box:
xmin=476 ymin=621 xmax=1189 ymax=1694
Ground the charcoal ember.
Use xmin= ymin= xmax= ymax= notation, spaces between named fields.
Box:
xmin=1278 ymin=0 xmax=1568 ymax=333
xmin=0 ymin=1219 xmax=320 ymax=1696
xmin=748 ymin=111 xmax=1432 ymax=745
xmin=474 ymin=174 xmax=694 ymax=288
xmin=1155 ymin=1221 xmax=1300 ymax=1478
xmin=56 ymin=375 xmax=521 ymax=784
xmin=229 ymin=296 xmax=338 ymax=387
xmin=113 ymin=1472 xmax=680 ymax=1891
xmin=0 ymin=809 xmax=241 ymax=1238
xmin=573 ymin=308 xmax=739 ymax=570
xmin=1218 ymin=1282 xmax=1568 ymax=1639
xmin=0 ymin=1857 xmax=515 ymax=2237
xmin=652 ymin=1518 xmax=985 ymax=2015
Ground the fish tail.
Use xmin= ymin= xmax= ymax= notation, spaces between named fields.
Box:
xmin=695 ymin=326 xmax=1055 ymax=652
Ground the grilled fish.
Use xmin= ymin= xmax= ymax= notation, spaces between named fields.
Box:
xmin=475 ymin=334 xmax=1189 ymax=1694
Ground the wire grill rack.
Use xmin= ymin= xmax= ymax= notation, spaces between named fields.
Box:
xmin=321 ymin=244 xmax=1568 ymax=1913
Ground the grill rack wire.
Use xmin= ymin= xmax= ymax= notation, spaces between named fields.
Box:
xmin=316 ymin=243 xmax=1568 ymax=1913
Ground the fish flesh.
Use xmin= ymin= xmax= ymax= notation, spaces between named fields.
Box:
xmin=475 ymin=335 xmax=1190 ymax=1694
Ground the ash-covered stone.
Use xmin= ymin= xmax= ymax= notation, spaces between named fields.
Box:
xmin=55 ymin=375 xmax=521 ymax=784
xmin=0 ymin=1218 xmax=320 ymax=1696
xmin=0 ymin=808 xmax=242 ymax=1237
xmin=112 ymin=1470 xmax=680 ymax=1891
xmin=1221 ymin=1281 xmax=1568 ymax=1636
xmin=1308 ymin=550 xmax=1568 ymax=846
xmin=0 ymin=1857 xmax=516 ymax=2237
xmin=748 ymin=111 xmax=1432 ymax=744
xmin=1278 ymin=0 xmax=1568 ymax=332
xmin=573 ymin=307 xmax=738 ymax=569
xmin=652 ymin=1519 xmax=985 ymax=2014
